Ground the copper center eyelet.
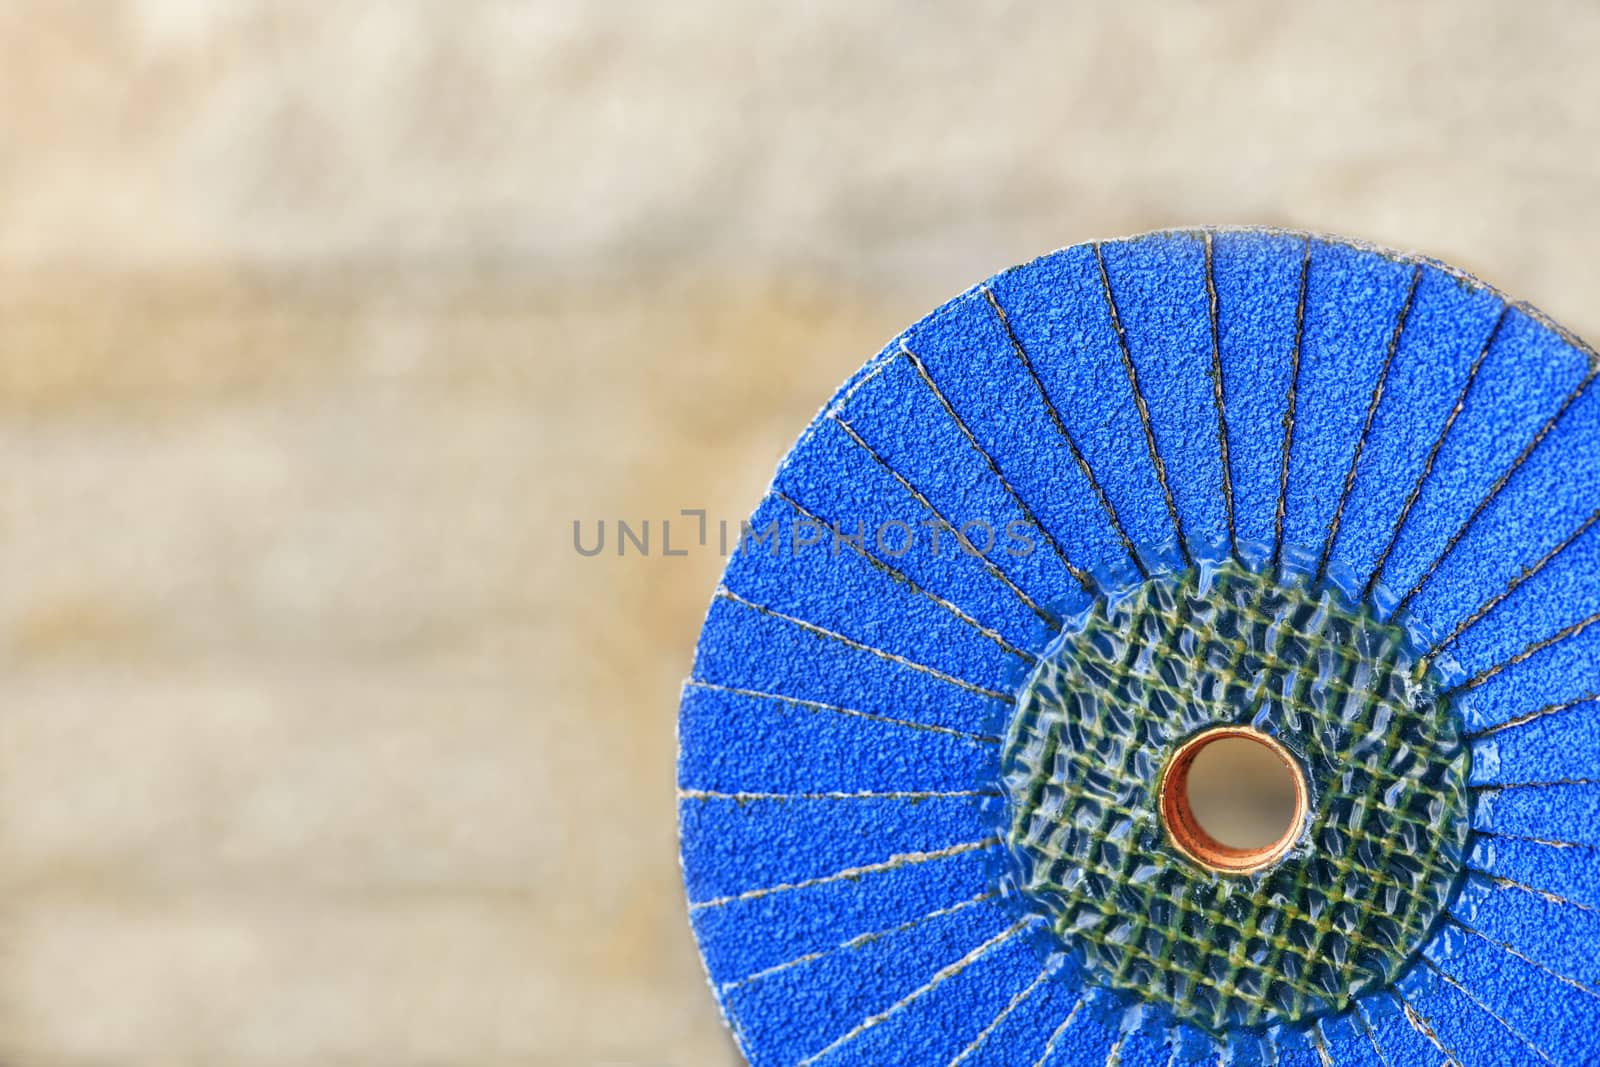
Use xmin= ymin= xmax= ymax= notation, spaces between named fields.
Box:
xmin=1158 ymin=726 xmax=1308 ymax=874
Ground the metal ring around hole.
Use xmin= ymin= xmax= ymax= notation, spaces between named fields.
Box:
xmin=1158 ymin=726 xmax=1308 ymax=874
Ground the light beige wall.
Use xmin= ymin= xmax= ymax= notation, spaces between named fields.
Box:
xmin=2 ymin=3 xmax=1597 ymax=1064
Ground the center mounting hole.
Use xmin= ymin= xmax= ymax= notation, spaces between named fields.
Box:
xmin=1159 ymin=727 xmax=1307 ymax=873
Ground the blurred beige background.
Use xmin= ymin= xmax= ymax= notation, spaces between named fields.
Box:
xmin=2 ymin=2 xmax=1599 ymax=1064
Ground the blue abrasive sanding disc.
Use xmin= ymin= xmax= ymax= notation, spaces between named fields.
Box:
xmin=677 ymin=229 xmax=1600 ymax=1067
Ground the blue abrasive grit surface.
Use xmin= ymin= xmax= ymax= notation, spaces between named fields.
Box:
xmin=1098 ymin=234 xmax=1230 ymax=557
xmin=801 ymin=930 xmax=1047 ymax=1067
xmin=1466 ymin=830 xmax=1600 ymax=911
xmin=680 ymin=794 xmax=991 ymax=904
xmin=1407 ymin=378 xmax=1600 ymax=645
xmin=1211 ymin=230 xmax=1305 ymax=560
xmin=691 ymin=593 xmax=1006 ymax=735
xmin=950 ymin=966 xmax=1082 ymax=1067
xmin=1469 ymin=695 xmax=1600 ymax=791
xmin=1278 ymin=240 xmax=1416 ymax=565
xmin=1473 ymin=781 xmax=1600 ymax=847
xmin=986 ymin=245 xmax=1182 ymax=568
xmin=1439 ymin=517 xmax=1600 ymax=680
xmin=1454 ymin=621 xmax=1600 ymax=735
xmin=1322 ymin=267 xmax=1505 ymax=590
xmin=1393 ymin=963 xmax=1534 ymax=1067
xmin=1451 ymin=874 xmax=1600 ymax=993
xmin=723 ymin=899 xmax=1016 ymax=1067
xmin=678 ymin=228 xmax=1600 ymax=1067
xmin=689 ymin=843 xmax=1000 ymax=988
xmin=901 ymin=290 xmax=1136 ymax=584
xmin=677 ymin=682 xmax=996 ymax=796
xmin=1357 ymin=991 xmax=1446 ymax=1066
xmin=1374 ymin=307 xmax=1590 ymax=609
xmin=1423 ymin=922 xmax=1597 ymax=1062
xmin=771 ymin=417 xmax=1050 ymax=652
xmin=837 ymin=355 xmax=1083 ymax=613
xmin=718 ymin=492 xmax=1025 ymax=688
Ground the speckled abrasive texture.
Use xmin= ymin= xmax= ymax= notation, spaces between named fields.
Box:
xmin=678 ymin=229 xmax=1600 ymax=1066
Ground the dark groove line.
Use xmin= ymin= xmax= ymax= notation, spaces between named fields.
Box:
xmin=1473 ymin=777 xmax=1600 ymax=791
xmin=1421 ymin=506 xmax=1600 ymax=668
xmin=900 ymin=342 xmax=1092 ymax=590
xmin=683 ymin=679 xmax=1002 ymax=744
xmin=1466 ymin=693 xmax=1598 ymax=740
xmin=1309 ymin=1028 xmax=1334 ymax=1067
xmin=1476 ymin=830 xmax=1600 ymax=851
xmin=1317 ymin=265 xmax=1423 ymax=582
xmin=1448 ymin=916 xmax=1600 ymax=1000
xmin=714 ymin=588 xmax=1013 ymax=701
xmin=1027 ymin=994 xmax=1086 ymax=1067
xmin=1448 ymin=609 xmax=1600 ymax=695
xmin=688 ymin=836 xmax=1002 ymax=911
xmin=1420 ymin=957 xmax=1556 ymax=1064
xmin=1397 ymin=993 xmax=1466 ymax=1067
xmin=721 ymin=890 xmax=997 ymax=993
xmin=1392 ymin=366 xmax=1600 ymax=619
xmin=680 ymin=788 xmax=1001 ymax=801
xmin=1353 ymin=1005 xmax=1394 ymax=1067
xmin=946 ymin=962 xmax=1057 ymax=1067
xmin=1101 ymin=1031 xmax=1129 ymax=1067
xmin=981 ymin=286 xmax=1150 ymax=580
xmin=1361 ymin=306 xmax=1509 ymax=602
xmin=1094 ymin=242 xmax=1191 ymax=566
xmin=775 ymin=490 xmax=1040 ymax=664
xmin=1204 ymin=231 xmax=1240 ymax=559
xmin=1273 ymin=238 xmax=1314 ymax=572
xmin=1475 ymin=870 xmax=1598 ymax=912
xmin=794 ymin=918 xmax=1037 ymax=1066
xmin=831 ymin=414 xmax=1062 ymax=630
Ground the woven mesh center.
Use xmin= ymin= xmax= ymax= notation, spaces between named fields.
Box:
xmin=998 ymin=559 xmax=1470 ymax=1034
